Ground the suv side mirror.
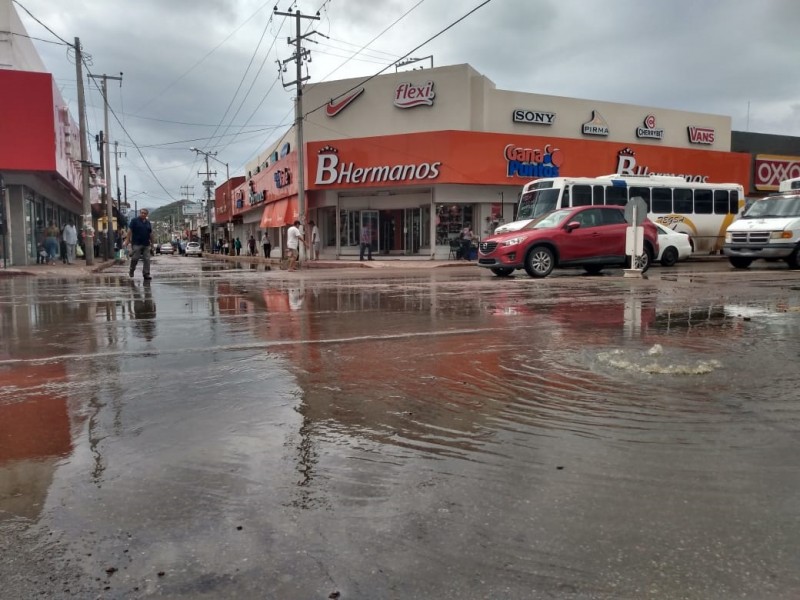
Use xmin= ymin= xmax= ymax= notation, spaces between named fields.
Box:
xmin=566 ymin=221 xmax=581 ymax=231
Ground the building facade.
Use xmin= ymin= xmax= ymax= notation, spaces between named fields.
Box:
xmin=221 ymin=64 xmax=755 ymax=260
xmin=732 ymin=131 xmax=800 ymax=197
xmin=0 ymin=3 xmax=92 ymax=267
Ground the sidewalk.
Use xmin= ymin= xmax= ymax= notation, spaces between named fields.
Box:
xmin=0 ymin=255 xmax=464 ymax=278
xmin=0 ymin=259 xmax=118 ymax=278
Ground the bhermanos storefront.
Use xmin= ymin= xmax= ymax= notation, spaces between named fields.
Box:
xmin=296 ymin=130 xmax=749 ymax=260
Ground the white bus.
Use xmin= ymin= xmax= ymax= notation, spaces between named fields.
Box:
xmin=498 ymin=174 xmax=745 ymax=253
xmin=779 ymin=177 xmax=800 ymax=193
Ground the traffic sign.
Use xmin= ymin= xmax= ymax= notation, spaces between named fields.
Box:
xmin=624 ymin=196 xmax=648 ymax=226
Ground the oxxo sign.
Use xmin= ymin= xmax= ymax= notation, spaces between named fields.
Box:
xmin=754 ymin=155 xmax=800 ymax=191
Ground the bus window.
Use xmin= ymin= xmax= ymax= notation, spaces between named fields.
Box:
xmin=517 ymin=188 xmax=561 ymax=220
xmin=713 ymin=190 xmax=730 ymax=214
xmin=571 ymin=185 xmax=592 ymax=206
xmin=694 ymin=189 xmax=713 ymax=214
xmin=605 ymin=186 xmax=627 ymax=206
xmin=593 ymin=186 xmax=604 ymax=205
xmin=674 ymin=188 xmax=693 ymax=213
xmin=652 ymin=188 xmax=672 ymax=213
xmin=630 ymin=187 xmax=651 ymax=210
xmin=731 ymin=190 xmax=742 ymax=214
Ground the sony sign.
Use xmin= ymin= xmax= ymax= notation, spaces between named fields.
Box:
xmin=512 ymin=109 xmax=556 ymax=125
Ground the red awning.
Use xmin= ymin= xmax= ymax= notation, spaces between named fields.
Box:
xmin=285 ymin=198 xmax=299 ymax=225
xmin=271 ymin=199 xmax=288 ymax=226
xmin=259 ymin=203 xmax=275 ymax=229
xmin=259 ymin=196 xmax=299 ymax=228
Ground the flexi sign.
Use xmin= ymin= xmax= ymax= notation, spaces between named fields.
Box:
xmin=754 ymin=155 xmax=800 ymax=191
xmin=394 ymin=81 xmax=435 ymax=108
xmin=315 ymin=146 xmax=441 ymax=185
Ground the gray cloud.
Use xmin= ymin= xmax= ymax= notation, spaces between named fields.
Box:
xmin=15 ymin=0 xmax=800 ymax=208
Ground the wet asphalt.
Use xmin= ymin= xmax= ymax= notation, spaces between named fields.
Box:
xmin=1 ymin=255 xmax=800 ymax=599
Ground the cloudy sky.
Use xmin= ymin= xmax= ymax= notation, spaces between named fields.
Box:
xmin=13 ymin=0 xmax=800 ymax=209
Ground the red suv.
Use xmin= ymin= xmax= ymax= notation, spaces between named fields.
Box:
xmin=477 ymin=206 xmax=659 ymax=278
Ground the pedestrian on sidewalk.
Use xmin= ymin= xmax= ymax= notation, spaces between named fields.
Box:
xmin=44 ymin=221 xmax=60 ymax=265
xmin=126 ymin=208 xmax=153 ymax=280
xmin=262 ymin=232 xmax=271 ymax=258
xmin=62 ymin=220 xmax=78 ymax=264
xmin=234 ymin=237 xmax=242 ymax=256
xmin=248 ymin=235 xmax=256 ymax=256
xmin=359 ymin=223 xmax=373 ymax=261
xmin=310 ymin=220 xmax=320 ymax=260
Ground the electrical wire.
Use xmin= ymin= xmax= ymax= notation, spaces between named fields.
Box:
xmin=305 ymin=0 xmax=495 ymax=118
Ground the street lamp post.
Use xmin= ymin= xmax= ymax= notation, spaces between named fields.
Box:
xmin=189 ymin=147 xmax=229 ymax=251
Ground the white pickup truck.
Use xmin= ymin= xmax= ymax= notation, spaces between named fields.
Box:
xmin=723 ymin=191 xmax=800 ymax=269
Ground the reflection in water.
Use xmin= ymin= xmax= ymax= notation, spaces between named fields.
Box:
xmin=0 ymin=362 xmax=73 ymax=520
xmin=130 ymin=280 xmax=157 ymax=341
xmin=1 ymin=272 xmax=799 ymax=598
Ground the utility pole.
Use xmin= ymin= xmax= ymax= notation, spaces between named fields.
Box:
xmin=275 ymin=8 xmax=319 ymax=227
xmin=74 ymin=37 xmax=95 ymax=265
xmin=180 ymin=185 xmax=196 ymax=243
xmin=190 ymin=147 xmax=227 ymax=252
xmin=198 ymin=157 xmax=215 ymax=250
xmin=113 ymin=141 xmax=126 ymax=226
xmin=89 ymin=72 xmax=122 ymax=259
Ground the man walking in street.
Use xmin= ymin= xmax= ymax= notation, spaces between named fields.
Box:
xmin=286 ymin=220 xmax=304 ymax=272
xmin=126 ymin=208 xmax=153 ymax=280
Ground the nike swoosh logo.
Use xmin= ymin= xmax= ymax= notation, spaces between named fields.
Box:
xmin=325 ymin=87 xmax=365 ymax=117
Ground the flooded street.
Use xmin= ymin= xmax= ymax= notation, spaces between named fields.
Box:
xmin=2 ymin=259 xmax=800 ymax=599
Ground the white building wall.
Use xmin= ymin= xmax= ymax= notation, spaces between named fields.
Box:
xmin=0 ymin=0 xmax=48 ymax=72
xmin=301 ymin=63 xmax=732 ymax=151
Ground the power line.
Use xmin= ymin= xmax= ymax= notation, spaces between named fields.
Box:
xmin=305 ymin=0 xmax=495 ymax=118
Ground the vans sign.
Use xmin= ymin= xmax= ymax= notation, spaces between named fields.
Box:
xmin=687 ymin=126 xmax=715 ymax=145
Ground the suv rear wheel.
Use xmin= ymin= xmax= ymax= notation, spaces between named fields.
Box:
xmin=729 ymin=257 xmax=752 ymax=269
xmin=786 ymin=247 xmax=800 ymax=269
xmin=626 ymin=246 xmax=652 ymax=273
xmin=524 ymin=246 xmax=555 ymax=278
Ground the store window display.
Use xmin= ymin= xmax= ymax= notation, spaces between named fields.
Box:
xmin=435 ymin=204 xmax=472 ymax=245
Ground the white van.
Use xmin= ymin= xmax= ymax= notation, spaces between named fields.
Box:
xmin=723 ymin=190 xmax=800 ymax=269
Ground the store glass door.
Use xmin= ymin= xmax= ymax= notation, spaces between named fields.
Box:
xmin=403 ymin=208 xmax=421 ymax=254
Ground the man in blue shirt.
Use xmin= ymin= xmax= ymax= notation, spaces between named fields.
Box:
xmin=125 ymin=208 xmax=153 ymax=280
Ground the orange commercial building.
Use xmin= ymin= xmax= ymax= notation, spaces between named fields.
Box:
xmin=217 ymin=63 xmax=755 ymax=260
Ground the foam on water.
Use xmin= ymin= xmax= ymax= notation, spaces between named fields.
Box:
xmin=597 ymin=345 xmax=723 ymax=375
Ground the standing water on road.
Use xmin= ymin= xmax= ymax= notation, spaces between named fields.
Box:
xmin=1 ymin=268 xmax=800 ymax=599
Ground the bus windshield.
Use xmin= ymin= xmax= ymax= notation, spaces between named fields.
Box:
xmin=517 ymin=188 xmax=561 ymax=220
xmin=743 ymin=195 xmax=800 ymax=219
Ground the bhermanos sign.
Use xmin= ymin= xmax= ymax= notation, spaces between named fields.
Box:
xmin=315 ymin=146 xmax=441 ymax=185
